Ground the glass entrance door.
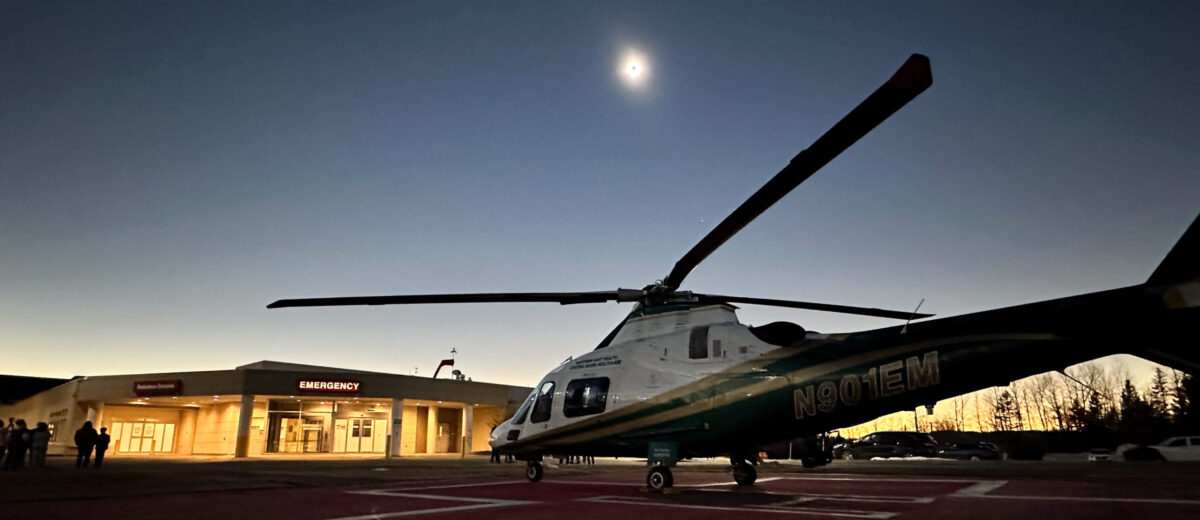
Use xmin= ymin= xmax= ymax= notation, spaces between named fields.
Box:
xmin=273 ymin=416 xmax=326 ymax=453
xmin=334 ymin=418 xmax=386 ymax=453
xmin=301 ymin=417 xmax=324 ymax=452
xmin=266 ymin=399 xmax=333 ymax=453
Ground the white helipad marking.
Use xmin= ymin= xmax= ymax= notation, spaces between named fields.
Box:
xmin=774 ymin=493 xmax=935 ymax=504
xmin=578 ymin=495 xmax=896 ymax=519
xmin=543 ymin=479 xmax=637 ymax=486
xmin=355 ymin=480 xmax=526 ymax=492
xmin=956 ymin=494 xmax=1200 ymax=505
xmin=331 ymin=491 xmax=535 ymax=519
xmin=692 ymin=477 xmax=784 ymax=487
xmin=770 ymin=475 xmax=985 ymax=483
xmin=950 ymin=480 xmax=1008 ymax=497
xmin=943 ymin=480 xmax=1200 ymax=504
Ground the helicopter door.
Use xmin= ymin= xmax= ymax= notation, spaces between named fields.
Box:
xmin=689 ymin=326 xmax=709 ymax=359
xmin=529 ymin=381 xmax=556 ymax=425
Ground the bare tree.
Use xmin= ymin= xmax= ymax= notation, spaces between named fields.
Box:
xmin=1020 ymin=375 xmax=1054 ymax=430
xmin=929 ymin=417 xmax=957 ymax=431
xmin=1047 ymin=372 xmax=1071 ymax=430
xmin=972 ymin=392 xmax=986 ymax=432
xmin=951 ymin=395 xmax=967 ymax=431
xmin=1007 ymin=383 xmax=1026 ymax=431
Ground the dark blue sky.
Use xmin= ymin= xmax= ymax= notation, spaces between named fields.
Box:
xmin=2 ymin=1 xmax=1197 ymax=384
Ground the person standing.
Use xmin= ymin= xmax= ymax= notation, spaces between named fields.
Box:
xmin=3 ymin=420 xmax=29 ymax=470
xmin=29 ymin=423 xmax=50 ymax=468
xmin=489 ymin=426 xmax=500 ymax=463
xmin=94 ymin=427 xmax=111 ymax=467
xmin=74 ymin=421 xmax=98 ymax=468
xmin=0 ymin=418 xmax=9 ymax=467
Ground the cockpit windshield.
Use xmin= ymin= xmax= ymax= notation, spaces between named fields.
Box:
xmin=511 ymin=391 xmax=536 ymax=425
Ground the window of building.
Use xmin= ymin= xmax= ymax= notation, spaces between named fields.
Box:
xmin=48 ymin=419 xmax=65 ymax=442
xmin=689 ymin=326 xmax=709 ymax=359
xmin=563 ymin=377 xmax=611 ymax=418
xmin=530 ymin=381 xmax=556 ymax=423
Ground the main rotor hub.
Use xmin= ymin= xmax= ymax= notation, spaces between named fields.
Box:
xmin=638 ymin=284 xmax=699 ymax=307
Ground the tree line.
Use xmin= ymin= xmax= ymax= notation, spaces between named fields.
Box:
xmin=841 ymin=359 xmax=1196 ymax=445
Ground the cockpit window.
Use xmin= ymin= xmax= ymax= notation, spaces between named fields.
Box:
xmin=530 ymin=381 xmax=556 ymax=423
xmin=511 ymin=392 xmax=535 ymax=425
xmin=563 ymin=377 xmax=610 ymax=417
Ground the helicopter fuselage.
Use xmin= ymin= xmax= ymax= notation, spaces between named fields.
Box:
xmin=490 ymin=281 xmax=1196 ymax=460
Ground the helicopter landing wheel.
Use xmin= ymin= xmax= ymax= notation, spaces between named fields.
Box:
xmin=525 ymin=461 xmax=544 ymax=482
xmin=646 ymin=465 xmax=673 ymax=492
xmin=732 ymin=461 xmax=756 ymax=486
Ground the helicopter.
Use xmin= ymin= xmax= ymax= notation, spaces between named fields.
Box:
xmin=269 ymin=54 xmax=1200 ymax=492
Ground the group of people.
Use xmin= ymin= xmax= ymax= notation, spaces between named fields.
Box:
xmin=487 ymin=448 xmax=595 ymax=465
xmin=0 ymin=417 xmax=111 ymax=469
xmin=489 ymin=447 xmax=515 ymax=463
xmin=556 ymin=454 xmax=595 ymax=465
xmin=73 ymin=421 xmax=111 ymax=468
xmin=0 ymin=417 xmax=50 ymax=469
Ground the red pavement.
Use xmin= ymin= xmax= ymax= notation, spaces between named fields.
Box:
xmin=10 ymin=470 xmax=1200 ymax=520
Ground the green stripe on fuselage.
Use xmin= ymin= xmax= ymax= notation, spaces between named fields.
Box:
xmin=507 ymin=331 xmax=1061 ymax=453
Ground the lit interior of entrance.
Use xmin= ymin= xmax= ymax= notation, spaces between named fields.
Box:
xmin=266 ymin=398 xmax=390 ymax=454
xmin=90 ymin=396 xmax=505 ymax=457
xmin=267 ymin=399 xmax=330 ymax=453
xmin=112 ymin=421 xmax=175 ymax=453
xmin=400 ymin=402 xmax=469 ymax=455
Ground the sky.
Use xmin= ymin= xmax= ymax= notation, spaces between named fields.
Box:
xmin=2 ymin=1 xmax=1198 ymax=388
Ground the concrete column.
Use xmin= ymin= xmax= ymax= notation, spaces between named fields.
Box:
xmin=234 ymin=394 xmax=255 ymax=458
xmin=86 ymin=403 xmax=103 ymax=424
xmin=178 ymin=408 xmax=197 ymax=455
xmin=461 ymin=405 xmax=474 ymax=457
xmin=426 ymin=406 xmax=439 ymax=454
xmin=388 ymin=400 xmax=404 ymax=458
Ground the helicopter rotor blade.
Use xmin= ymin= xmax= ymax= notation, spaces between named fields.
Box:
xmin=661 ymin=54 xmax=933 ymax=290
xmin=695 ymin=293 xmax=933 ymax=320
xmin=267 ymin=290 xmax=643 ymax=309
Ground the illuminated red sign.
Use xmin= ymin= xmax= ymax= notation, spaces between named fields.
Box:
xmin=297 ymin=380 xmax=361 ymax=392
xmin=133 ymin=380 xmax=183 ymax=396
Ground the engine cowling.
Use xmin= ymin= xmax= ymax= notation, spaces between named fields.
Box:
xmin=749 ymin=321 xmax=807 ymax=346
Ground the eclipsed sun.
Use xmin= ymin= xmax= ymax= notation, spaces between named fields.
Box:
xmin=618 ymin=50 xmax=650 ymax=89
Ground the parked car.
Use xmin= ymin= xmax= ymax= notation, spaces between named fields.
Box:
xmin=937 ymin=441 xmax=1005 ymax=461
xmin=833 ymin=432 xmax=939 ymax=460
xmin=1086 ymin=448 xmax=1114 ymax=461
xmin=1122 ymin=436 xmax=1200 ymax=461
xmin=761 ymin=433 xmax=835 ymax=467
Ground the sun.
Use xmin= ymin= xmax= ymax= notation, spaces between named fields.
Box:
xmin=626 ymin=61 xmax=643 ymax=79
xmin=618 ymin=49 xmax=650 ymax=89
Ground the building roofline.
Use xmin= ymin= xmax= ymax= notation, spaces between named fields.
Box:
xmin=234 ymin=360 xmax=392 ymax=375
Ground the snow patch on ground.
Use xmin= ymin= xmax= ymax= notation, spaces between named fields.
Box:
xmin=868 ymin=456 xmax=953 ymax=461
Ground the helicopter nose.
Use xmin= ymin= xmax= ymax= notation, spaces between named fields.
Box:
xmin=489 ymin=421 xmax=509 ymax=448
